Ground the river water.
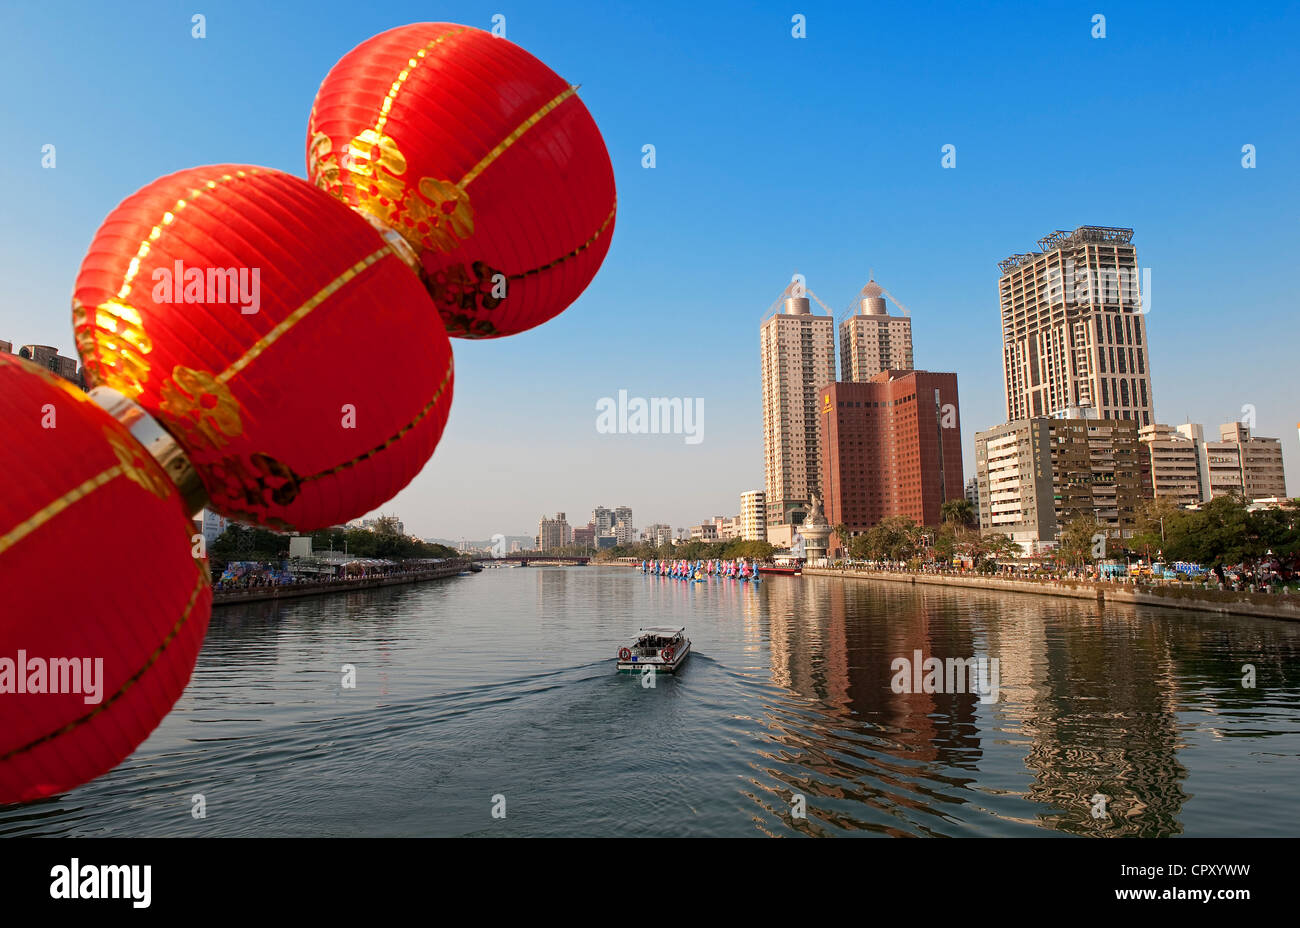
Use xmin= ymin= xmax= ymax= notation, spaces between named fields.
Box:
xmin=3 ymin=567 xmax=1298 ymax=837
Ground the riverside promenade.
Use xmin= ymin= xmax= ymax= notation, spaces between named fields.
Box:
xmin=801 ymin=567 xmax=1300 ymax=622
xmin=213 ymin=560 xmax=474 ymax=607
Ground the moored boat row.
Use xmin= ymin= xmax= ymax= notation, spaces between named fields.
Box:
xmin=637 ymin=558 xmax=763 ymax=582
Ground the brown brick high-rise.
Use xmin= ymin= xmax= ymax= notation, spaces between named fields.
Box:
xmin=818 ymin=370 xmax=964 ymax=534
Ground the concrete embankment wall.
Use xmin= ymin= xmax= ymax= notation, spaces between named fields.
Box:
xmin=800 ymin=568 xmax=1300 ymax=622
xmin=213 ymin=563 xmax=470 ymax=607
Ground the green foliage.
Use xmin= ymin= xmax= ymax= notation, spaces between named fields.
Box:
xmin=983 ymin=532 xmax=1023 ymax=563
xmin=932 ymin=523 xmax=958 ymax=561
xmin=841 ymin=516 xmax=1017 ymax=569
xmin=1149 ymin=496 xmax=1298 ymax=566
xmin=947 ymin=526 xmax=1019 ymax=568
xmin=1127 ymin=496 xmax=1189 ymax=558
xmin=306 ymin=526 xmax=458 ymax=561
xmin=210 ymin=524 xmax=288 ymax=564
xmin=1057 ymin=516 xmax=1103 ymax=566
xmin=852 ymin=516 xmax=922 ymax=561
xmin=940 ymin=498 xmax=975 ymax=527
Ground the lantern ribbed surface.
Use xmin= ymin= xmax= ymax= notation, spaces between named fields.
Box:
xmin=307 ymin=23 xmax=616 ymax=339
xmin=0 ymin=354 xmax=213 ymax=804
xmin=72 ymin=165 xmax=455 ymax=531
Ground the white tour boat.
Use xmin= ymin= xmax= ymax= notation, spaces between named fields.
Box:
xmin=617 ymin=626 xmax=690 ymax=674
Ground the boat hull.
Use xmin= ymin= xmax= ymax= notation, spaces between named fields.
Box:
xmin=617 ymin=641 xmax=691 ymax=674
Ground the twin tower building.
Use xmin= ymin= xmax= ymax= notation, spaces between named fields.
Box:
xmin=760 ymin=227 xmax=1189 ymax=555
xmin=759 ymin=275 xmax=962 ymax=549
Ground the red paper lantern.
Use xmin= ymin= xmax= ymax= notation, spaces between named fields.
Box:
xmin=73 ymin=165 xmax=455 ymax=532
xmin=307 ymin=22 xmax=617 ymax=339
xmin=0 ymin=354 xmax=212 ymax=805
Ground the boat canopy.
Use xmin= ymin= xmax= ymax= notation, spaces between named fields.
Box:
xmin=638 ymin=626 xmax=684 ymax=636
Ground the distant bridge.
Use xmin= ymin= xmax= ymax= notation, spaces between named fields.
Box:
xmin=474 ymin=554 xmax=592 ymax=566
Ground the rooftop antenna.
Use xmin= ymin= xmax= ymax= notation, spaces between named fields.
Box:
xmin=874 ymin=279 xmax=910 ymax=317
xmin=763 ymin=270 xmax=802 ymax=317
xmin=837 ymin=269 xmax=912 ymax=324
xmin=764 ymin=270 xmax=834 ymax=318
xmin=805 ymin=287 xmax=836 ymax=315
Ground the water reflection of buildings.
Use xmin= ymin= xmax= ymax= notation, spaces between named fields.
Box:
xmin=758 ymin=577 xmax=1194 ymax=836
xmin=1001 ymin=603 xmax=1189 ymax=836
xmin=625 ymin=571 xmax=728 ymax=638
xmin=766 ymin=577 xmax=985 ymax=762
xmin=762 ymin=574 xmax=848 ymax=703
xmin=758 ymin=576 xmax=987 ymax=835
xmin=536 ymin=566 xmax=570 ymax=626
xmin=570 ymin=566 xmax=636 ymax=632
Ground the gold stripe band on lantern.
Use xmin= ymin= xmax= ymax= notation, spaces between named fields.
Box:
xmin=114 ymin=170 xmax=256 ymax=306
xmin=372 ymin=28 xmax=472 ymax=138
xmin=217 ymin=246 xmax=394 ymax=383
xmin=0 ymin=403 xmax=203 ymax=555
xmin=0 ymin=466 xmax=123 ymax=558
xmin=141 ymin=245 xmax=399 ymax=492
xmin=75 ymin=170 xmax=257 ymax=399
xmin=323 ymin=82 xmax=583 ymax=274
xmin=298 ymin=353 xmax=455 ymax=485
xmin=74 ymin=174 xmax=396 ymax=518
xmin=0 ymin=570 xmax=208 ymax=764
xmin=508 ymin=197 xmax=617 ymax=283
xmin=458 ymin=85 xmax=578 ymax=188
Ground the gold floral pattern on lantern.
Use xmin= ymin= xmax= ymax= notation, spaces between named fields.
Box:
xmin=312 ymin=120 xmax=480 ymax=256
xmin=308 ymin=131 xmax=339 ymax=189
xmin=347 ymin=129 xmax=410 ymax=213
xmin=312 ymin=127 xmax=476 ymax=257
xmin=73 ymin=298 xmax=153 ymax=396
xmin=441 ymin=315 xmax=498 ymax=339
xmin=410 ymin=177 xmax=474 ymax=252
xmin=73 ymin=171 xmax=252 ymax=396
xmin=333 ymin=130 xmax=408 ymax=231
xmin=159 ymin=366 xmax=244 ymax=451
xmin=104 ymin=428 xmax=172 ymax=500
xmin=309 ymin=26 xmax=478 ymax=258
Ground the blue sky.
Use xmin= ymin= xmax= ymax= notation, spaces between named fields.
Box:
xmin=3 ymin=0 xmax=1297 ymax=539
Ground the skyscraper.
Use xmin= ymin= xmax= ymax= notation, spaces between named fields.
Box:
xmin=760 ymin=282 xmax=836 ymax=542
xmin=998 ymin=226 xmax=1155 ymax=425
xmin=839 ymin=277 xmax=913 ymax=382
xmin=818 ymin=371 xmax=963 ymax=536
